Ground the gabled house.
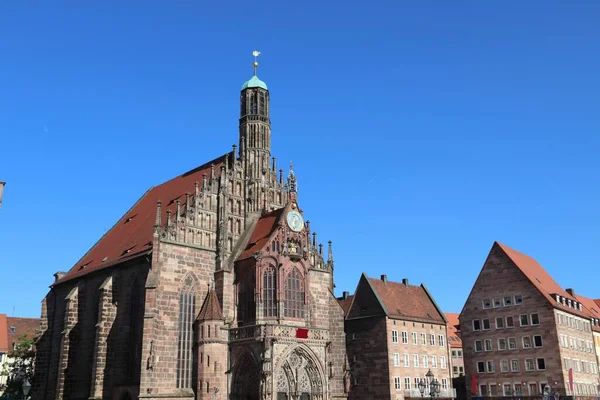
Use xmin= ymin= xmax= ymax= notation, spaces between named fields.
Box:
xmin=341 ymin=273 xmax=454 ymax=400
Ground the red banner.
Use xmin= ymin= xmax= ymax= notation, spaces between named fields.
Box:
xmin=296 ymin=328 xmax=309 ymax=339
xmin=568 ymin=368 xmax=573 ymax=392
xmin=471 ymin=374 xmax=478 ymax=394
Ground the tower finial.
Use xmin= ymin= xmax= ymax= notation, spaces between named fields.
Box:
xmin=252 ymin=50 xmax=261 ymax=76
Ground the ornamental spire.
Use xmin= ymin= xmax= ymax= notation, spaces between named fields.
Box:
xmin=252 ymin=50 xmax=261 ymax=76
xmin=287 ymin=161 xmax=297 ymax=193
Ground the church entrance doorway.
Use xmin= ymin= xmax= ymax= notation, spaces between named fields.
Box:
xmin=275 ymin=346 xmax=324 ymax=400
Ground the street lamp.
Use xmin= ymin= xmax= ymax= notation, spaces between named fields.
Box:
xmin=430 ymin=378 xmax=441 ymax=399
xmin=543 ymin=385 xmax=551 ymax=400
xmin=22 ymin=379 xmax=31 ymax=400
xmin=418 ymin=378 xmax=427 ymax=399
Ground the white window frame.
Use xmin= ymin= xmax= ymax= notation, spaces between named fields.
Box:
xmin=511 ymin=359 xmax=520 ymax=372
xmin=477 ymin=361 xmax=485 ymax=373
xmin=533 ymin=334 xmax=543 ymax=348
xmin=474 ymin=340 xmax=483 ymax=352
xmin=482 ymin=299 xmax=492 ymax=309
xmin=431 ymin=355 xmax=438 ymax=368
xmin=402 ymin=331 xmax=408 ymax=344
xmin=484 ymin=339 xmax=492 ymax=352
xmin=473 ymin=320 xmax=481 ymax=331
xmin=500 ymin=360 xmax=509 ymax=372
xmin=438 ymin=334 xmax=445 ymax=347
xmin=393 ymin=353 xmax=400 ymax=366
xmin=522 ymin=335 xmax=531 ymax=349
xmin=508 ymin=337 xmax=517 ymax=350
xmin=531 ymin=313 xmax=540 ymax=325
xmin=440 ymin=356 xmax=447 ymax=369
xmin=404 ymin=353 xmax=410 ymax=367
xmin=392 ymin=330 xmax=398 ymax=344
xmin=498 ymin=338 xmax=507 ymax=351
xmin=525 ymin=358 xmax=534 ymax=371
xmin=411 ymin=332 xmax=418 ymax=345
xmin=520 ymin=314 xmax=529 ymax=327
xmin=536 ymin=357 xmax=546 ymax=371
xmin=413 ymin=354 xmax=419 ymax=367
xmin=482 ymin=318 xmax=491 ymax=330
xmin=394 ymin=376 xmax=401 ymax=390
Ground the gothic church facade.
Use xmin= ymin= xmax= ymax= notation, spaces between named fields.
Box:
xmin=33 ymin=58 xmax=349 ymax=400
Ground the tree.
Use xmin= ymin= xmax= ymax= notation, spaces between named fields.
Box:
xmin=0 ymin=334 xmax=35 ymax=397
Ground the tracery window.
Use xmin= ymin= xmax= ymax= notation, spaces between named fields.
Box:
xmin=284 ymin=268 xmax=304 ymax=318
xmin=176 ymin=279 xmax=196 ymax=388
xmin=263 ymin=266 xmax=277 ymax=317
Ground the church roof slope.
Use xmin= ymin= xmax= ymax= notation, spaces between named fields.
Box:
xmin=197 ymin=289 xmax=224 ymax=321
xmin=238 ymin=207 xmax=285 ymax=260
xmin=337 ymin=295 xmax=354 ymax=318
xmin=445 ymin=312 xmax=462 ymax=348
xmin=56 ymin=155 xmax=226 ymax=285
xmin=367 ymin=277 xmax=446 ymax=324
xmin=495 ymin=242 xmax=589 ymax=319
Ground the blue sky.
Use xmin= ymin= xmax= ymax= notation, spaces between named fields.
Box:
xmin=1 ymin=1 xmax=599 ymax=318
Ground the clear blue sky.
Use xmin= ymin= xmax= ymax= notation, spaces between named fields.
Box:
xmin=1 ymin=1 xmax=599 ymax=318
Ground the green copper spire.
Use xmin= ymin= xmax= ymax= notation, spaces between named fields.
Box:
xmin=241 ymin=50 xmax=268 ymax=90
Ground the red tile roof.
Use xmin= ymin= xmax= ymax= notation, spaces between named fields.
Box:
xmin=57 ymin=156 xmax=225 ymax=284
xmin=0 ymin=314 xmax=8 ymax=353
xmin=573 ymin=294 xmax=600 ymax=333
xmin=337 ymin=295 xmax=354 ymax=317
xmin=4 ymin=316 xmax=41 ymax=350
xmin=197 ymin=289 xmax=224 ymax=321
xmin=445 ymin=312 xmax=462 ymax=348
xmin=238 ymin=208 xmax=285 ymax=260
xmin=367 ymin=277 xmax=446 ymax=324
xmin=496 ymin=242 xmax=589 ymax=319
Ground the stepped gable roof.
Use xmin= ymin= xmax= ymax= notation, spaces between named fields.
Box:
xmin=197 ymin=289 xmax=224 ymax=321
xmin=56 ymin=155 xmax=226 ymax=285
xmin=5 ymin=317 xmax=41 ymax=350
xmin=445 ymin=312 xmax=462 ymax=348
xmin=367 ymin=277 xmax=446 ymax=324
xmin=0 ymin=314 xmax=7 ymax=353
xmin=573 ymin=294 xmax=600 ymax=332
xmin=238 ymin=207 xmax=285 ymax=261
xmin=337 ymin=295 xmax=354 ymax=318
xmin=496 ymin=242 xmax=588 ymax=318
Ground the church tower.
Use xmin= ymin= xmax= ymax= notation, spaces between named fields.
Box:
xmin=239 ymin=51 xmax=273 ymax=214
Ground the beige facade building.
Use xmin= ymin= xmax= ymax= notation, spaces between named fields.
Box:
xmin=340 ymin=274 xmax=454 ymax=400
xmin=445 ymin=313 xmax=464 ymax=379
xmin=460 ymin=242 xmax=599 ymax=399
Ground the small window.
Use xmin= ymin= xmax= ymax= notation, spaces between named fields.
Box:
xmin=531 ymin=313 xmax=540 ymax=325
xmin=474 ymin=340 xmax=483 ymax=352
xmin=9 ymin=327 xmax=15 ymax=335
xmin=421 ymin=333 xmax=427 ymax=345
xmin=493 ymin=298 xmax=502 ymax=308
xmin=496 ymin=317 xmax=504 ymax=329
xmin=533 ymin=335 xmax=543 ymax=348
xmin=484 ymin=339 xmax=492 ymax=351
xmin=473 ymin=320 xmax=481 ymax=331
xmin=429 ymin=334 xmax=435 ymax=346
xmin=520 ymin=314 xmax=529 ymax=326
xmin=401 ymin=331 xmax=408 ymax=344
xmin=522 ymin=336 xmax=532 ymax=349
xmin=438 ymin=334 xmax=445 ymax=347
xmin=514 ymin=295 xmax=523 ymax=305
xmin=525 ymin=358 xmax=534 ymax=371
xmin=458 ymin=350 xmax=463 ymax=358
xmin=498 ymin=338 xmax=507 ymax=351
xmin=500 ymin=360 xmax=509 ymax=372
xmin=508 ymin=337 xmax=517 ymax=350
xmin=511 ymin=359 xmax=520 ymax=372
xmin=392 ymin=330 xmax=398 ymax=344
xmin=506 ymin=316 xmax=514 ymax=328
xmin=482 ymin=299 xmax=492 ymax=309
xmin=482 ymin=319 xmax=490 ymax=330
xmin=486 ymin=360 xmax=495 ymax=373
xmin=477 ymin=361 xmax=485 ymax=373
xmin=394 ymin=377 xmax=402 ymax=390
xmin=503 ymin=296 xmax=513 ymax=306
xmin=536 ymin=358 xmax=546 ymax=370
xmin=393 ymin=353 xmax=400 ymax=366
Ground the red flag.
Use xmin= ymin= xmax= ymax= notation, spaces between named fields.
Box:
xmin=471 ymin=373 xmax=478 ymax=395
xmin=296 ymin=328 xmax=309 ymax=339
xmin=568 ymin=368 xmax=573 ymax=392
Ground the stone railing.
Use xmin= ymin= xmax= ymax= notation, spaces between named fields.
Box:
xmin=405 ymin=388 xmax=457 ymax=398
xmin=228 ymin=323 xmax=329 ymax=342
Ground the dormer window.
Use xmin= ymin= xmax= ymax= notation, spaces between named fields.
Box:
xmin=9 ymin=326 xmax=15 ymax=335
xmin=514 ymin=295 xmax=523 ymax=305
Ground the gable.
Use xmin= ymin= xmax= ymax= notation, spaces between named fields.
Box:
xmin=238 ymin=208 xmax=285 ymax=261
xmin=346 ymin=274 xmax=386 ymax=319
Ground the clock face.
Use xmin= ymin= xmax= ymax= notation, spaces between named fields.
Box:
xmin=286 ymin=210 xmax=304 ymax=232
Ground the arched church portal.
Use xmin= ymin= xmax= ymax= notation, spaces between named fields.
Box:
xmin=275 ymin=345 xmax=325 ymax=400
xmin=231 ymin=352 xmax=260 ymax=400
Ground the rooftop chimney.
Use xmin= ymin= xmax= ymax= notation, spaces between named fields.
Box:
xmin=381 ymin=274 xmax=388 ymax=283
xmin=566 ymin=288 xmax=575 ymax=297
xmin=53 ymin=271 xmax=67 ymax=282
xmin=402 ymin=278 xmax=409 ymax=287
xmin=343 ymin=291 xmax=350 ymax=299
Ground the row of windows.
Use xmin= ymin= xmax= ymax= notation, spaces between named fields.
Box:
xmin=482 ymin=295 xmax=523 ymax=309
xmin=392 ymin=353 xmax=447 ymax=369
xmin=474 ymin=334 xmax=543 ymax=352
xmin=557 ymin=312 xmax=593 ymax=333
xmin=476 ymin=358 xmax=546 ymax=373
xmin=479 ymin=381 xmax=599 ymax=397
xmin=563 ymin=357 xmax=598 ymax=374
xmin=393 ymin=377 xmax=449 ymax=391
xmin=452 ymin=366 xmax=464 ymax=375
xmin=559 ymin=334 xmax=594 ymax=353
xmin=391 ymin=330 xmax=446 ymax=347
xmin=472 ymin=313 xmax=539 ymax=331
xmin=451 ymin=349 xmax=463 ymax=358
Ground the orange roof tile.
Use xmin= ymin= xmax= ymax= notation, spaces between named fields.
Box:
xmin=5 ymin=317 xmax=41 ymax=350
xmin=197 ymin=289 xmax=224 ymax=321
xmin=496 ymin=242 xmax=589 ymax=319
xmin=57 ymin=156 xmax=225 ymax=284
xmin=445 ymin=312 xmax=462 ymax=348
xmin=238 ymin=208 xmax=285 ymax=260
xmin=0 ymin=314 xmax=8 ymax=353
xmin=368 ymin=278 xmax=446 ymax=324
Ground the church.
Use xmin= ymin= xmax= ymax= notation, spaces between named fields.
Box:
xmin=33 ymin=53 xmax=349 ymax=400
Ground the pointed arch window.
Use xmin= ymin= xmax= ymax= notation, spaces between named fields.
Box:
xmin=284 ymin=268 xmax=304 ymax=318
xmin=176 ymin=279 xmax=196 ymax=388
xmin=263 ymin=266 xmax=277 ymax=318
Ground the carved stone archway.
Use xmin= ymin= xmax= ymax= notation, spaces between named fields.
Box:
xmin=274 ymin=345 xmax=325 ymax=400
xmin=231 ymin=351 xmax=261 ymax=400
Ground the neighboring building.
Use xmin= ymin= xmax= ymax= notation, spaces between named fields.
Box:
xmin=572 ymin=294 xmax=600 ymax=380
xmin=445 ymin=313 xmax=464 ymax=378
xmin=460 ymin=242 xmax=599 ymax=399
xmin=33 ymin=56 xmax=348 ymax=400
xmin=0 ymin=314 xmax=41 ymax=389
xmin=341 ymin=273 xmax=454 ymax=400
